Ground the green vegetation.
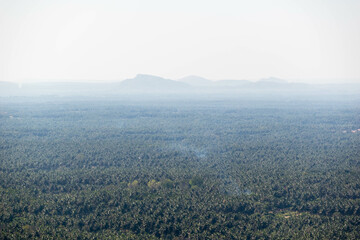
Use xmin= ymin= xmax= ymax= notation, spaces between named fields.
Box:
xmin=0 ymin=98 xmax=359 ymax=239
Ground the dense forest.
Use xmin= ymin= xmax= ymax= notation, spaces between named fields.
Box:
xmin=1 ymin=96 xmax=360 ymax=239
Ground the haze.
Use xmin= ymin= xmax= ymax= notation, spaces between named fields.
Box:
xmin=1 ymin=0 xmax=360 ymax=83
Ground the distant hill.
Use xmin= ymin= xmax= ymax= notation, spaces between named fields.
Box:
xmin=1 ymin=76 xmax=359 ymax=98
xmin=120 ymin=74 xmax=190 ymax=92
xmin=178 ymin=75 xmax=213 ymax=86
xmin=253 ymin=77 xmax=291 ymax=89
xmin=257 ymin=77 xmax=287 ymax=83
xmin=214 ymin=80 xmax=253 ymax=87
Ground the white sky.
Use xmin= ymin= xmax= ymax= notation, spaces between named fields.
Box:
xmin=1 ymin=0 xmax=360 ymax=83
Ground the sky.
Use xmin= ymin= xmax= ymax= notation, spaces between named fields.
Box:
xmin=0 ymin=0 xmax=360 ymax=83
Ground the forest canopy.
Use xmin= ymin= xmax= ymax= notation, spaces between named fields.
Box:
xmin=0 ymin=96 xmax=359 ymax=239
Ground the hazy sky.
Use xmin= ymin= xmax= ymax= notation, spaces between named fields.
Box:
xmin=1 ymin=0 xmax=360 ymax=83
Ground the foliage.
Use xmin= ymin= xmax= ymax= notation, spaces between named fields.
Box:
xmin=0 ymin=97 xmax=359 ymax=239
